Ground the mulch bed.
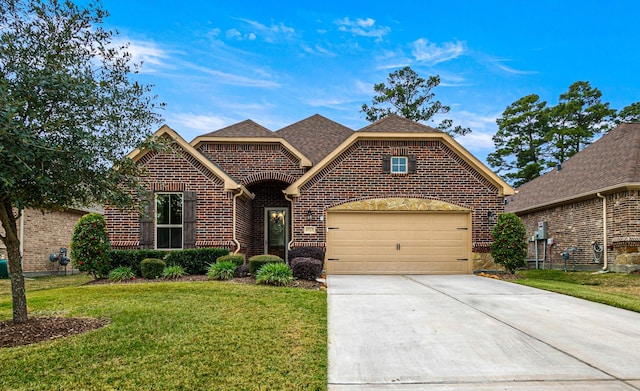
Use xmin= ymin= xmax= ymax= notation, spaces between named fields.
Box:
xmin=2 ymin=275 xmax=324 ymax=348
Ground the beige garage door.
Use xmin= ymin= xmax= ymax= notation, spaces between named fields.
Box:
xmin=325 ymin=212 xmax=471 ymax=274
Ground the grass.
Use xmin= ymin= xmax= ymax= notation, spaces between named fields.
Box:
xmin=0 ymin=275 xmax=327 ymax=390
xmin=515 ymin=269 xmax=640 ymax=313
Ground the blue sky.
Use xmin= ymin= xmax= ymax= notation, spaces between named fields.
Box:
xmin=88 ymin=0 xmax=640 ymax=164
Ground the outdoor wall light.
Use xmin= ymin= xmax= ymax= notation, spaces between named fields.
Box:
xmin=487 ymin=211 xmax=495 ymax=222
xmin=307 ymin=209 xmax=313 ymax=221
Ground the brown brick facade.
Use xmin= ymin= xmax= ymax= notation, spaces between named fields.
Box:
xmin=290 ymin=140 xmax=504 ymax=250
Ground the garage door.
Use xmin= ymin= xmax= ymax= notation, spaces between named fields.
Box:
xmin=325 ymin=212 xmax=471 ymax=274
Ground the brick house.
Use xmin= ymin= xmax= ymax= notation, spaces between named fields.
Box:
xmin=106 ymin=114 xmax=514 ymax=274
xmin=0 ymin=207 xmax=101 ymax=276
xmin=505 ymin=122 xmax=640 ymax=272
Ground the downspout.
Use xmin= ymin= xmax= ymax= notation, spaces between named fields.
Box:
xmin=597 ymin=193 xmax=608 ymax=271
xmin=284 ymin=193 xmax=295 ymax=251
xmin=232 ymin=189 xmax=244 ymax=254
xmin=19 ymin=209 xmax=24 ymax=261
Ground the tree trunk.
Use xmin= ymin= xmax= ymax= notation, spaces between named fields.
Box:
xmin=0 ymin=200 xmax=28 ymax=323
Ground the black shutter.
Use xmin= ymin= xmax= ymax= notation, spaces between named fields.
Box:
xmin=408 ymin=155 xmax=417 ymax=174
xmin=382 ymin=154 xmax=391 ymax=173
xmin=183 ymin=191 xmax=197 ymax=249
xmin=139 ymin=192 xmax=154 ymax=249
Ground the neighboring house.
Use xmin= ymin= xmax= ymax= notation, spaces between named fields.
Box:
xmin=0 ymin=207 xmax=101 ymax=276
xmin=505 ymin=122 xmax=640 ymax=272
xmin=106 ymin=114 xmax=514 ymax=274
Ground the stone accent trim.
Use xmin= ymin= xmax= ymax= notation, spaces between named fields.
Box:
xmin=328 ymin=197 xmax=471 ymax=212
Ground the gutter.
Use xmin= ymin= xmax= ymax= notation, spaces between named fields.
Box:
xmin=231 ymin=186 xmax=255 ymax=254
xmin=284 ymin=193 xmax=295 ymax=251
xmin=596 ymin=193 xmax=609 ymax=271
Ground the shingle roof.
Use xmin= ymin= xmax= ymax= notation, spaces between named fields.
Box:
xmin=506 ymin=122 xmax=640 ymax=213
xmin=357 ymin=114 xmax=442 ymax=133
xmin=275 ymin=114 xmax=354 ymax=164
xmin=200 ymin=119 xmax=274 ymax=137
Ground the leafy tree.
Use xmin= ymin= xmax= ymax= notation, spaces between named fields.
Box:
xmin=616 ymin=102 xmax=640 ymax=124
xmin=70 ymin=213 xmax=112 ymax=279
xmin=546 ymin=81 xmax=615 ymax=163
xmin=0 ymin=0 xmax=162 ymax=323
xmin=488 ymin=94 xmax=549 ymax=187
xmin=490 ymin=213 xmax=528 ymax=274
xmin=361 ymin=66 xmax=471 ymax=137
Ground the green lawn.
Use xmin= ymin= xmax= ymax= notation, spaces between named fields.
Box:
xmin=515 ymin=269 xmax=640 ymax=313
xmin=0 ymin=276 xmax=327 ymax=390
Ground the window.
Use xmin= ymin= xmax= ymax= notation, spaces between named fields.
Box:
xmin=391 ymin=156 xmax=408 ymax=174
xmin=156 ymin=193 xmax=183 ymax=249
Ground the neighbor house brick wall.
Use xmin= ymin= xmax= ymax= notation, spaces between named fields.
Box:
xmin=515 ymin=196 xmax=609 ymax=268
xmin=106 ymin=143 xmax=235 ymax=250
xmin=290 ymin=140 xmax=504 ymax=248
xmin=515 ymin=190 xmax=640 ymax=269
xmin=0 ymin=208 xmax=85 ymax=274
xmin=197 ymin=143 xmax=306 ymax=184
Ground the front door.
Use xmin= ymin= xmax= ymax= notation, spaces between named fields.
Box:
xmin=265 ymin=208 xmax=288 ymax=260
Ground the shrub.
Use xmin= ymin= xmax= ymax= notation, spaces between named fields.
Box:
xmin=141 ymin=258 xmax=166 ymax=279
xmin=256 ymin=262 xmax=293 ymax=286
xmin=162 ymin=265 xmax=187 ymax=279
xmin=234 ymin=263 xmax=250 ymax=278
xmin=108 ymin=249 xmax=168 ymax=276
xmin=207 ymin=261 xmax=236 ymax=280
xmin=164 ymin=248 xmax=229 ymax=275
xmin=216 ymin=254 xmax=245 ymax=267
xmin=288 ymin=246 xmax=325 ymax=262
xmin=248 ymin=254 xmax=284 ymax=275
xmin=290 ymin=257 xmax=323 ymax=281
xmin=70 ymin=213 xmax=112 ymax=279
xmin=108 ymin=266 xmax=136 ymax=282
xmin=490 ymin=212 xmax=528 ymax=274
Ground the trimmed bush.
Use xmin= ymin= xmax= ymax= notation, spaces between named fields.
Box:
xmin=70 ymin=213 xmax=112 ymax=279
xmin=162 ymin=265 xmax=187 ymax=279
xmin=216 ymin=254 xmax=245 ymax=267
xmin=248 ymin=254 xmax=284 ymax=275
xmin=207 ymin=261 xmax=236 ymax=280
xmin=141 ymin=258 xmax=166 ymax=279
xmin=165 ymin=248 xmax=229 ymax=275
xmin=108 ymin=249 xmax=167 ymax=276
xmin=491 ymin=212 xmax=528 ymax=274
xmin=256 ymin=262 xmax=293 ymax=286
xmin=108 ymin=266 xmax=136 ymax=282
xmin=290 ymin=257 xmax=323 ymax=281
xmin=234 ymin=264 xmax=250 ymax=278
xmin=288 ymin=246 xmax=324 ymax=262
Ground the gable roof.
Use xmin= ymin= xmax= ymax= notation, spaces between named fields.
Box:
xmin=275 ymin=114 xmax=354 ymax=164
xmin=200 ymin=119 xmax=275 ymax=138
xmin=357 ymin=113 xmax=442 ymax=133
xmin=506 ymin=122 xmax=640 ymax=213
xmin=285 ymin=117 xmax=514 ymax=197
xmin=127 ymin=125 xmax=249 ymax=194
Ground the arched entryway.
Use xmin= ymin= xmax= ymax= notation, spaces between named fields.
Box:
xmin=245 ymin=180 xmax=291 ymax=259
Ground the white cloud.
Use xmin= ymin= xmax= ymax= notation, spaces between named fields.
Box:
xmin=494 ymin=61 xmax=537 ymax=75
xmin=226 ymin=28 xmax=241 ymax=39
xmin=180 ymin=62 xmax=281 ymax=88
xmin=412 ymin=38 xmax=465 ymax=65
xmin=114 ymin=39 xmax=169 ymax=73
xmin=335 ymin=17 xmax=390 ymax=41
xmin=237 ymin=18 xmax=296 ymax=42
xmin=169 ymin=113 xmax=233 ymax=137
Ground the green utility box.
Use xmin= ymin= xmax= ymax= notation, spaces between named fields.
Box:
xmin=0 ymin=259 xmax=8 ymax=278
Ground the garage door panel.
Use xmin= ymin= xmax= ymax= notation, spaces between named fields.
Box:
xmin=326 ymin=211 xmax=471 ymax=275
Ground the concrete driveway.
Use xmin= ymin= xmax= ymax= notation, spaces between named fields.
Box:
xmin=327 ymin=275 xmax=640 ymax=390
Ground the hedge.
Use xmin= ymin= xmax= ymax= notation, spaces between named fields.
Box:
xmin=248 ymin=254 xmax=284 ymax=275
xmin=164 ymin=248 xmax=229 ymax=275
xmin=108 ymin=249 xmax=166 ymax=276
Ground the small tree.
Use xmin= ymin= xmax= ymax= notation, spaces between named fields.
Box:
xmin=70 ymin=213 xmax=111 ymax=279
xmin=490 ymin=213 xmax=528 ymax=274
